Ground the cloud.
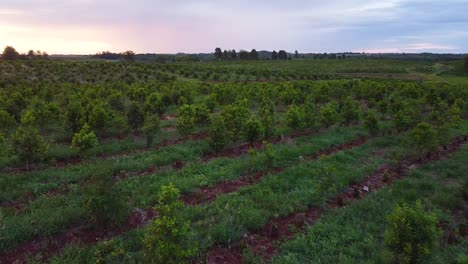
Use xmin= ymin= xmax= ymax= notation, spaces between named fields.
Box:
xmin=0 ymin=0 xmax=466 ymax=53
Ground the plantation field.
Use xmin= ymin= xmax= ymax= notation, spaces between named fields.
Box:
xmin=0 ymin=58 xmax=467 ymax=263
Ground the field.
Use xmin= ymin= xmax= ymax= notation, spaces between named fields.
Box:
xmin=0 ymin=58 xmax=467 ymax=264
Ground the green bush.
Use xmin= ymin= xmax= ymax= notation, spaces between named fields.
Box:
xmin=243 ymin=117 xmax=263 ymax=145
xmin=143 ymin=115 xmax=160 ymax=148
xmin=127 ymin=102 xmax=145 ymax=130
xmin=408 ymin=122 xmax=438 ymax=153
xmin=364 ymin=110 xmax=380 ymax=136
xmin=81 ymin=174 xmax=128 ymax=228
xmin=208 ymin=115 xmax=228 ymax=152
xmin=384 ymin=201 xmax=440 ymax=264
xmin=11 ymin=124 xmax=48 ymax=166
xmin=319 ymin=102 xmax=340 ymax=128
xmin=143 ymin=183 xmax=197 ymax=263
xmin=71 ymin=124 xmax=99 ymax=157
xmin=341 ymin=96 xmax=361 ymax=125
xmin=286 ymin=105 xmax=306 ymax=129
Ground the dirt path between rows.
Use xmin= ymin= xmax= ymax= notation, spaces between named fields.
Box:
xmin=182 ymin=136 xmax=370 ymax=205
xmin=0 ymin=131 xmax=365 ymax=263
xmin=2 ymin=128 xmax=329 ymax=213
xmin=204 ymin=136 xmax=467 ymax=264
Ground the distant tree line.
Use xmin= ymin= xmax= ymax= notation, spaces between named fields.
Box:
xmin=1 ymin=46 xmax=49 ymax=60
xmin=214 ymin=48 xmax=259 ymax=60
xmin=93 ymin=50 xmax=136 ymax=61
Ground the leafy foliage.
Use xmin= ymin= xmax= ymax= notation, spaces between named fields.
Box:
xmin=81 ymin=174 xmax=128 ymax=227
xmin=208 ymin=115 xmax=228 ymax=152
xmin=384 ymin=201 xmax=440 ymax=264
xmin=127 ymin=102 xmax=145 ymax=130
xmin=408 ymin=122 xmax=439 ymax=153
xmin=143 ymin=115 xmax=160 ymax=148
xmin=11 ymin=124 xmax=48 ymax=165
xmin=243 ymin=117 xmax=263 ymax=145
xmin=71 ymin=124 xmax=99 ymax=156
xmin=364 ymin=110 xmax=380 ymax=136
xmin=143 ymin=184 xmax=197 ymax=263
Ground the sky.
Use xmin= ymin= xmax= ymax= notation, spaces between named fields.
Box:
xmin=1 ymin=0 xmax=467 ymax=54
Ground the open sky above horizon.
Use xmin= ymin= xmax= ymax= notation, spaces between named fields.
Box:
xmin=1 ymin=0 xmax=467 ymax=55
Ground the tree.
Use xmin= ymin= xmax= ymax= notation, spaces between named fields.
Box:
xmin=408 ymin=122 xmax=438 ymax=154
xmin=221 ymin=102 xmax=251 ymax=141
xmin=258 ymin=99 xmax=276 ymax=139
xmin=341 ymin=96 xmax=361 ymax=125
xmin=231 ymin=49 xmax=237 ymax=59
xmin=250 ymin=49 xmax=259 ymax=60
xmin=0 ymin=110 xmax=15 ymax=131
xmin=2 ymin=46 xmax=20 ymax=60
xmin=143 ymin=115 xmax=160 ymax=148
xmin=71 ymin=124 xmax=99 ymax=157
xmin=143 ymin=184 xmax=197 ymax=263
xmin=214 ymin=48 xmax=223 ymax=59
xmin=208 ymin=115 xmax=228 ymax=152
xmin=464 ymin=55 xmax=468 ymax=75
xmin=286 ymin=105 xmax=306 ymax=129
xmin=65 ymin=102 xmax=85 ymax=133
xmin=272 ymin=50 xmax=278 ymax=60
xmin=176 ymin=105 xmax=197 ymax=136
xmin=364 ymin=110 xmax=380 ymax=136
xmin=82 ymin=174 xmax=128 ymax=228
xmin=319 ymin=102 xmax=340 ymax=128
xmin=11 ymin=125 xmax=48 ymax=167
xmin=243 ymin=117 xmax=263 ymax=146
xmin=122 ymin=50 xmax=135 ymax=61
xmin=278 ymin=50 xmax=288 ymax=60
xmin=294 ymin=50 xmax=299 ymax=59
xmin=127 ymin=102 xmax=145 ymax=130
xmin=384 ymin=202 xmax=440 ymax=264
xmin=239 ymin=50 xmax=250 ymax=60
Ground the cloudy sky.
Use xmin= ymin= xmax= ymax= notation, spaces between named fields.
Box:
xmin=1 ymin=0 xmax=467 ymax=54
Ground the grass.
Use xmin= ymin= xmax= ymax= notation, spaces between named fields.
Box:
xmin=272 ymin=146 xmax=468 ymax=264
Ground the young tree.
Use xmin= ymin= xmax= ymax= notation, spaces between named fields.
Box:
xmin=294 ymin=50 xmax=299 ymax=59
xmin=258 ymin=99 xmax=276 ymax=139
xmin=243 ymin=117 xmax=263 ymax=146
xmin=176 ymin=105 xmax=197 ymax=136
xmin=221 ymin=102 xmax=251 ymax=141
xmin=341 ymin=97 xmax=361 ymax=125
xmin=319 ymin=102 xmax=340 ymax=128
xmin=11 ymin=125 xmax=48 ymax=167
xmin=66 ymin=101 xmax=85 ymax=134
xmin=408 ymin=122 xmax=439 ymax=154
xmin=286 ymin=105 xmax=306 ymax=129
xmin=81 ymin=174 xmax=128 ymax=228
xmin=0 ymin=110 xmax=15 ymax=131
xmin=143 ymin=184 xmax=197 ymax=263
xmin=384 ymin=202 xmax=440 ymax=264
xmin=364 ymin=110 xmax=380 ymax=136
xmin=145 ymin=92 xmax=166 ymax=116
xmin=143 ymin=115 xmax=160 ymax=148
xmin=127 ymin=102 xmax=145 ymax=130
xmin=71 ymin=124 xmax=99 ymax=157
xmin=208 ymin=115 xmax=228 ymax=152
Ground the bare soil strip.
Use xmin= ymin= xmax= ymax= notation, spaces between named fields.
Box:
xmin=0 ymin=132 xmax=366 ymax=263
xmin=204 ymin=136 xmax=467 ymax=264
xmin=0 ymin=131 xmax=207 ymax=174
xmin=182 ymin=136 xmax=370 ymax=206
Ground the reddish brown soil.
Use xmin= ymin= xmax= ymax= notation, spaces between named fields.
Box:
xmin=0 ymin=208 xmax=157 ymax=264
xmin=203 ymin=136 xmax=467 ymax=263
xmin=183 ymin=136 xmax=370 ymax=206
xmin=0 ymin=134 xmax=370 ymax=262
